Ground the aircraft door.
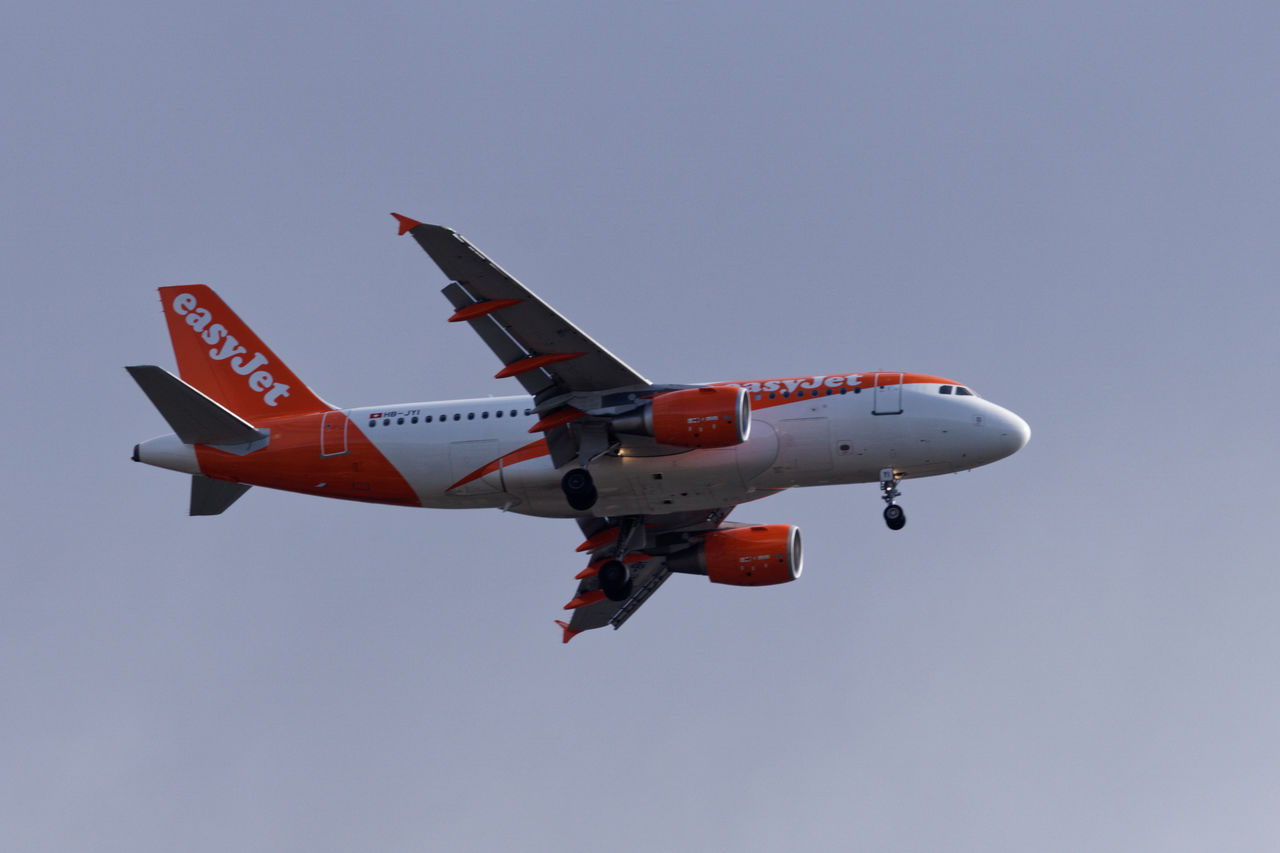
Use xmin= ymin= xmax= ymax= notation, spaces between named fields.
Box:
xmin=873 ymin=373 xmax=903 ymax=415
xmin=320 ymin=410 xmax=349 ymax=456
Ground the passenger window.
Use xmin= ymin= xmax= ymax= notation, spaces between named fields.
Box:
xmin=425 ymin=415 xmax=433 ymax=423
xmin=496 ymin=410 xmax=503 ymax=418
xmin=368 ymin=420 xmax=376 ymax=428
xmin=411 ymin=416 xmax=418 ymax=424
xmin=382 ymin=418 xmax=391 ymax=426
xmin=467 ymin=412 xmax=475 ymax=420
xmin=482 ymin=411 xmax=489 ymax=419
xmin=397 ymin=418 xmax=405 ymax=425
xmin=453 ymin=413 xmax=460 ymax=421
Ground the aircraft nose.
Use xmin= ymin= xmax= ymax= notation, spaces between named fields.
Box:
xmin=995 ymin=408 xmax=1031 ymax=456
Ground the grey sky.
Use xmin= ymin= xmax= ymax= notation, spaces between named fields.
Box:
xmin=4 ymin=2 xmax=1280 ymax=850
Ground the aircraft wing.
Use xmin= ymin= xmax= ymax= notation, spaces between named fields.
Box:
xmin=556 ymin=508 xmax=735 ymax=642
xmin=394 ymin=215 xmax=649 ymax=401
xmin=558 ymin=554 xmax=674 ymax=638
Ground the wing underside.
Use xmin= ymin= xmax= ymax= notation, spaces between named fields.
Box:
xmin=557 ymin=508 xmax=736 ymax=642
xmin=396 ymin=217 xmax=649 ymax=401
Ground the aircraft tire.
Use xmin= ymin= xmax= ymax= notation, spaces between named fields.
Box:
xmin=561 ymin=468 xmax=598 ymax=511
xmin=599 ymin=559 xmax=633 ymax=601
xmin=883 ymin=504 xmax=906 ymax=531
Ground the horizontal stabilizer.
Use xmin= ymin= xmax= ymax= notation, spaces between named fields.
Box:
xmin=190 ymin=475 xmax=251 ymax=516
xmin=126 ymin=365 xmax=265 ymax=445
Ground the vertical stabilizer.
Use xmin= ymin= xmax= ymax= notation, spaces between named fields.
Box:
xmin=158 ymin=285 xmax=329 ymax=421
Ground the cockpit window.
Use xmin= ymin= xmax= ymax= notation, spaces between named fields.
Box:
xmin=939 ymin=385 xmax=953 ymax=395
xmin=955 ymin=386 xmax=974 ymax=396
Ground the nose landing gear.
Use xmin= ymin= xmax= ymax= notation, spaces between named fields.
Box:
xmin=880 ymin=468 xmax=906 ymax=530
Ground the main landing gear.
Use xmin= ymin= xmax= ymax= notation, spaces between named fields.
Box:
xmin=598 ymin=516 xmax=642 ymax=601
xmin=880 ymin=467 xmax=906 ymax=531
xmin=561 ymin=467 xmax=598 ymax=511
xmin=598 ymin=558 xmax=633 ymax=601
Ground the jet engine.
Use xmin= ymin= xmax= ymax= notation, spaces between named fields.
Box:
xmin=611 ymin=386 xmax=750 ymax=449
xmin=668 ymin=524 xmax=802 ymax=586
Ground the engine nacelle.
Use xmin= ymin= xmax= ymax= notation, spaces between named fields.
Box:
xmin=611 ymin=386 xmax=750 ymax=449
xmin=668 ymin=524 xmax=802 ymax=587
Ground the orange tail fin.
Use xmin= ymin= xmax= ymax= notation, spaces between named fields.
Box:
xmin=158 ymin=285 xmax=329 ymax=421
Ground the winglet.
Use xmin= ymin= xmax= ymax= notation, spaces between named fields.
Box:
xmin=555 ymin=620 xmax=582 ymax=644
xmin=391 ymin=212 xmax=423 ymax=236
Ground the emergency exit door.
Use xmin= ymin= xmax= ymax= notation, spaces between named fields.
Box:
xmin=873 ymin=373 xmax=903 ymax=415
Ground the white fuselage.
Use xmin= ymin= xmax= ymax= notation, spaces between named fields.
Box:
xmin=334 ymin=379 xmax=1029 ymax=518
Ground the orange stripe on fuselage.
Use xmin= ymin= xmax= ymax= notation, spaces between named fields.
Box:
xmin=446 ymin=438 xmax=550 ymax=492
xmin=194 ymin=413 xmax=421 ymax=507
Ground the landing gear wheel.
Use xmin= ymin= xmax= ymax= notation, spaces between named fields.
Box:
xmin=879 ymin=467 xmax=906 ymax=531
xmin=599 ymin=559 xmax=633 ymax=601
xmin=561 ymin=468 xmax=598 ymax=511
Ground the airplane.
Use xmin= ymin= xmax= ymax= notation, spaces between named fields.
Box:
xmin=128 ymin=214 xmax=1030 ymax=642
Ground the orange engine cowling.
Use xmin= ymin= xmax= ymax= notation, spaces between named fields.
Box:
xmin=611 ymin=386 xmax=750 ymax=449
xmin=667 ymin=524 xmax=802 ymax=587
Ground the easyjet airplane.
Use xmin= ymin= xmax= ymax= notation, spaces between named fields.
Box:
xmin=128 ymin=214 xmax=1030 ymax=641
